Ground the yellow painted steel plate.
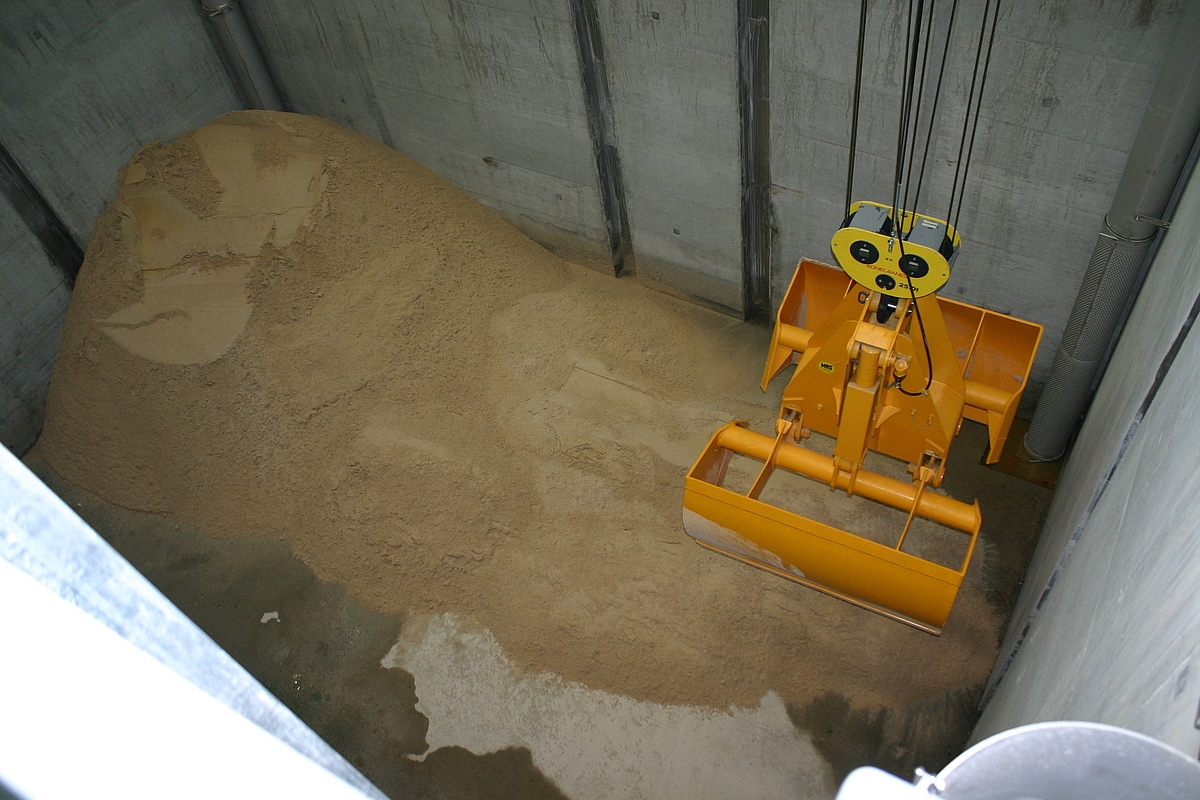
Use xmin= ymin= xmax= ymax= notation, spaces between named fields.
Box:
xmin=831 ymin=227 xmax=950 ymax=299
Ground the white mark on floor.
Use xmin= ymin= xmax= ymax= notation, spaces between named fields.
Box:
xmin=260 ymin=612 xmax=280 ymax=623
xmin=383 ymin=613 xmax=832 ymax=800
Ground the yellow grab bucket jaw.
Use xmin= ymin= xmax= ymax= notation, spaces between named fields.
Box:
xmin=683 ymin=422 xmax=981 ymax=634
xmin=761 ymin=260 xmax=856 ymax=390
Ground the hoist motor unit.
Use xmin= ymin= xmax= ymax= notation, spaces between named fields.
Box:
xmin=681 ymin=205 xmax=1042 ymax=633
xmin=832 ymin=201 xmax=960 ymax=299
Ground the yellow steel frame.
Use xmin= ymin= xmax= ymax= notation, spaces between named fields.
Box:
xmin=684 ymin=424 xmax=980 ymax=633
xmin=683 ymin=255 xmax=1042 ymax=633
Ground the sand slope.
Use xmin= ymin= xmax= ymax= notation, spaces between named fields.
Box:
xmin=38 ymin=111 xmax=1002 ymax=720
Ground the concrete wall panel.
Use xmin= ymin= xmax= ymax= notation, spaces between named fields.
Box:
xmin=973 ymin=159 xmax=1200 ymax=753
xmin=596 ymin=0 xmax=742 ymax=312
xmin=978 ymin=155 xmax=1200 ymax=744
xmin=0 ymin=0 xmax=241 ymax=242
xmin=244 ymin=0 xmax=610 ymax=255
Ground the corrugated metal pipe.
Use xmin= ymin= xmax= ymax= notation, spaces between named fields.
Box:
xmin=1024 ymin=0 xmax=1200 ymax=461
xmin=201 ymin=1 xmax=284 ymax=112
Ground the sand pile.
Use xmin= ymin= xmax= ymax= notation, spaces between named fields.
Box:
xmin=38 ymin=111 xmax=1001 ymax=712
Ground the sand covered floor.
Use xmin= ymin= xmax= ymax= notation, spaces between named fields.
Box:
xmin=36 ymin=112 xmax=1050 ymax=791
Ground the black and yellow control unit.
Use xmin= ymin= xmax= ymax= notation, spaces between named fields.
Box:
xmin=830 ymin=200 xmax=961 ymax=299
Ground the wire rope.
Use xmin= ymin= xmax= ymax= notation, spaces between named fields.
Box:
xmin=841 ymin=0 xmax=1000 ymax=396
xmin=893 ymin=0 xmax=926 ymax=235
xmin=910 ymin=0 xmax=959 ymax=218
xmin=892 ymin=0 xmax=916 ymax=229
xmin=952 ymin=0 xmax=1002 ymax=233
xmin=844 ymin=0 xmax=870 ymax=220
xmin=902 ymin=0 xmax=937 ymax=219
xmin=892 ymin=0 xmax=936 ymax=397
xmin=946 ymin=0 xmax=993 ymax=226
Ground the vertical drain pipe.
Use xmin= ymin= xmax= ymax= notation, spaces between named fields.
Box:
xmin=200 ymin=1 xmax=284 ymax=112
xmin=1024 ymin=0 xmax=1200 ymax=461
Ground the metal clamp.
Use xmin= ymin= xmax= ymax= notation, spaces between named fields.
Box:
xmin=1134 ymin=212 xmax=1171 ymax=230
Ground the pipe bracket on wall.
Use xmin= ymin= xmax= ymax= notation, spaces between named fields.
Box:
xmin=1134 ymin=213 xmax=1171 ymax=231
xmin=200 ymin=1 xmax=284 ymax=112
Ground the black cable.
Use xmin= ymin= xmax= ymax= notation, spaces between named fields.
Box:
xmin=894 ymin=239 xmax=935 ymax=396
xmin=893 ymin=0 xmax=926 ymax=233
xmin=892 ymin=0 xmax=915 ymax=225
xmin=911 ymin=0 xmax=959 ymax=219
xmin=945 ymin=0 xmax=992 ymax=227
xmin=902 ymin=0 xmax=936 ymax=218
xmin=885 ymin=0 xmax=934 ymax=397
xmin=951 ymin=0 xmax=1002 ymax=234
xmin=845 ymin=0 xmax=870 ymax=219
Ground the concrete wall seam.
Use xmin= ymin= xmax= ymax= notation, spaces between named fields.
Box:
xmin=0 ymin=140 xmax=82 ymax=285
xmin=568 ymin=0 xmax=632 ymax=273
xmin=738 ymin=0 xmax=771 ymax=320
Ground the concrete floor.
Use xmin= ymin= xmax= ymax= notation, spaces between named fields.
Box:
xmin=28 ymin=454 xmax=566 ymax=800
xmin=27 ymin=415 xmax=1051 ymax=799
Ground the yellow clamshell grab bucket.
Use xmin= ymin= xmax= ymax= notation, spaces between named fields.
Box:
xmin=682 ymin=202 xmax=1043 ymax=633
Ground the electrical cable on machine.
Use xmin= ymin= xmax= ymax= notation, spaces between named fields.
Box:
xmin=681 ymin=0 xmax=1044 ymax=634
xmin=892 ymin=0 xmax=932 ymax=397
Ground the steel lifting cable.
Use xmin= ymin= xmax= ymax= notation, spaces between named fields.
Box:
xmin=893 ymin=0 xmax=929 ymax=234
xmin=840 ymin=0 xmax=1000 ymax=396
xmin=952 ymin=0 xmax=1003 ymax=234
xmin=845 ymin=0 xmax=870 ymax=220
xmin=946 ymin=0 xmax=996 ymax=227
xmin=893 ymin=0 xmax=935 ymax=397
xmin=901 ymin=0 xmax=938 ymax=219
xmin=910 ymin=0 xmax=960 ymax=218
xmin=892 ymin=0 xmax=921 ymax=230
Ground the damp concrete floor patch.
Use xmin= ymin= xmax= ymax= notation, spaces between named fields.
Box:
xmin=387 ymin=613 xmax=833 ymax=799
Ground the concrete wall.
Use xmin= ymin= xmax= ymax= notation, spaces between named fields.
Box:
xmin=0 ymin=0 xmax=241 ymax=452
xmin=771 ymin=0 xmax=1182 ymax=399
xmin=242 ymin=0 xmax=611 ymax=265
xmin=0 ymin=204 xmax=68 ymax=454
xmin=0 ymin=0 xmax=240 ymax=243
xmin=973 ymin=156 xmax=1200 ymax=754
xmin=596 ymin=0 xmax=742 ymax=312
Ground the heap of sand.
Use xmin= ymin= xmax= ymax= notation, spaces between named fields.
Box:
xmin=38 ymin=111 xmax=1006 ymax=723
